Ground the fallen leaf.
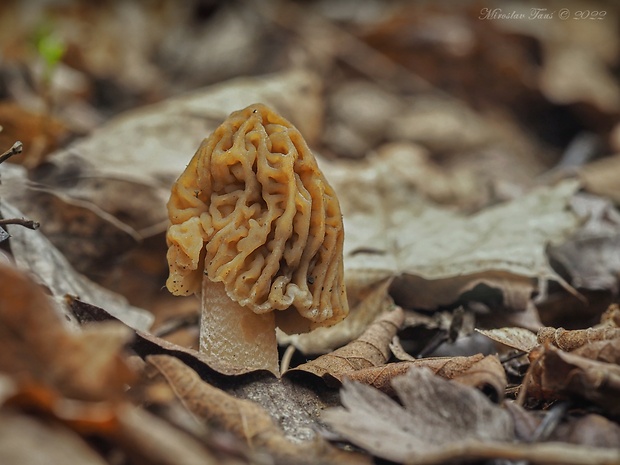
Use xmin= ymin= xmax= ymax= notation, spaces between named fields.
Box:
xmin=0 ymin=261 xmax=134 ymax=402
xmin=537 ymin=326 xmax=620 ymax=352
xmin=41 ymin=69 xmax=323 ymax=189
xmin=323 ymin=367 xmax=514 ymax=463
xmin=572 ymin=338 xmax=620 ymax=364
xmin=0 ymin=198 xmax=153 ymax=330
xmin=288 ymin=307 xmax=404 ymax=384
xmin=342 ymin=354 xmax=507 ymax=401
xmin=476 ymin=327 xmax=539 ymax=353
xmin=0 ymin=101 xmax=71 ymax=168
xmin=528 ymin=344 xmax=620 ymax=414
xmin=278 ymin=277 xmax=394 ymax=355
xmin=506 ymin=401 xmax=620 ymax=449
xmin=1 ymin=163 xmax=142 ymax=276
xmin=0 ymin=410 xmax=108 ymax=465
xmin=133 ymin=327 xmax=273 ymax=377
xmin=146 ymin=354 xmax=368 ymax=465
xmin=113 ymin=406 xmax=226 ymax=465
xmin=549 ymin=194 xmax=620 ymax=292
xmin=322 ymin=148 xmax=580 ymax=316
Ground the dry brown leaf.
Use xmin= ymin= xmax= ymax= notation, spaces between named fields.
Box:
xmin=0 ymin=199 xmax=153 ymax=330
xmin=0 ymin=261 xmax=134 ymax=402
xmin=528 ymin=345 xmax=620 ymax=414
xmin=0 ymin=102 xmax=71 ymax=168
xmin=537 ymin=326 xmax=620 ymax=352
xmin=134 ymin=329 xmax=266 ymax=377
xmin=146 ymin=354 xmax=368 ymax=465
xmin=342 ymin=354 xmax=507 ymax=400
xmin=1 ymin=163 xmax=142 ymax=276
xmin=476 ymin=327 xmax=539 ymax=353
xmin=288 ymin=307 xmax=404 ymax=384
xmin=323 ymin=367 xmax=514 ymax=463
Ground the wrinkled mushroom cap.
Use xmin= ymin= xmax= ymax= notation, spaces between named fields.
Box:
xmin=166 ymin=103 xmax=348 ymax=332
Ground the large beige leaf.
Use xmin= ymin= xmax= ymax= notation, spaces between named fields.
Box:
xmin=321 ymin=151 xmax=580 ymax=312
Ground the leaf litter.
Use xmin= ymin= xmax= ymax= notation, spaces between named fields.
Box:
xmin=1 ymin=2 xmax=620 ymax=464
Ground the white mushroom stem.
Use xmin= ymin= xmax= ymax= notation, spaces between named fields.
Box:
xmin=200 ymin=278 xmax=279 ymax=375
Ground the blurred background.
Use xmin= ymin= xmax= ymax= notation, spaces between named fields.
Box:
xmin=1 ymin=0 xmax=619 ymax=331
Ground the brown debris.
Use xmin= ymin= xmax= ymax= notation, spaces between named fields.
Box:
xmin=342 ymin=354 xmax=507 ymax=400
xmin=288 ymin=307 xmax=404 ymax=384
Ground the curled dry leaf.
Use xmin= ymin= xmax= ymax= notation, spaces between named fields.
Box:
xmin=288 ymin=307 xmax=404 ymax=384
xmin=528 ymin=345 xmax=620 ymax=414
xmin=537 ymin=326 xmax=620 ymax=352
xmin=323 ymin=367 xmax=514 ymax=464
xmin=342 ymin=354 xmax=507 ymax=401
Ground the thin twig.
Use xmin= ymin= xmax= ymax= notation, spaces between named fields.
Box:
xmin=0 ymin=141 xmax=23 ymax=164
xmin=0 ymin=218 xmax=40 ymax=230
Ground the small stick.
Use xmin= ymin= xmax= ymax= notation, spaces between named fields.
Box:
xmin=0 ymin=141 xmax=23 ymax=164
xmin=0 ymin=218 xmax=40 ymax=230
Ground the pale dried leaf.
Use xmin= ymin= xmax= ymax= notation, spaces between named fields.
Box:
xmin=389 ymin=336 xmax=416 ymax=362
xmin=44 ymin=69 xmax=323 ymax=188
xmin=323 ymin=367 xmax=513 ymax=463
xmin=322 ymin=151 xmax=580 ymax=313
xmin=476 ymin=327 xmax=539 ymax=352
xmin=288 ymin=307 xmax=404 ymax=383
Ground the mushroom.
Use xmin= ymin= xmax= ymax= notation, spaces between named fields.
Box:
xmin=165 ymin=103 xmax=349 ymax=375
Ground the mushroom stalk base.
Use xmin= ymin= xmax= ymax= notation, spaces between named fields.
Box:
xmin=200 ymin=279 xmax=279 ymax=375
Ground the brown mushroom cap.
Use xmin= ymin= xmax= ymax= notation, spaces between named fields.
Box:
xmin=166 ymin=103 xmax=348 ymax=332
